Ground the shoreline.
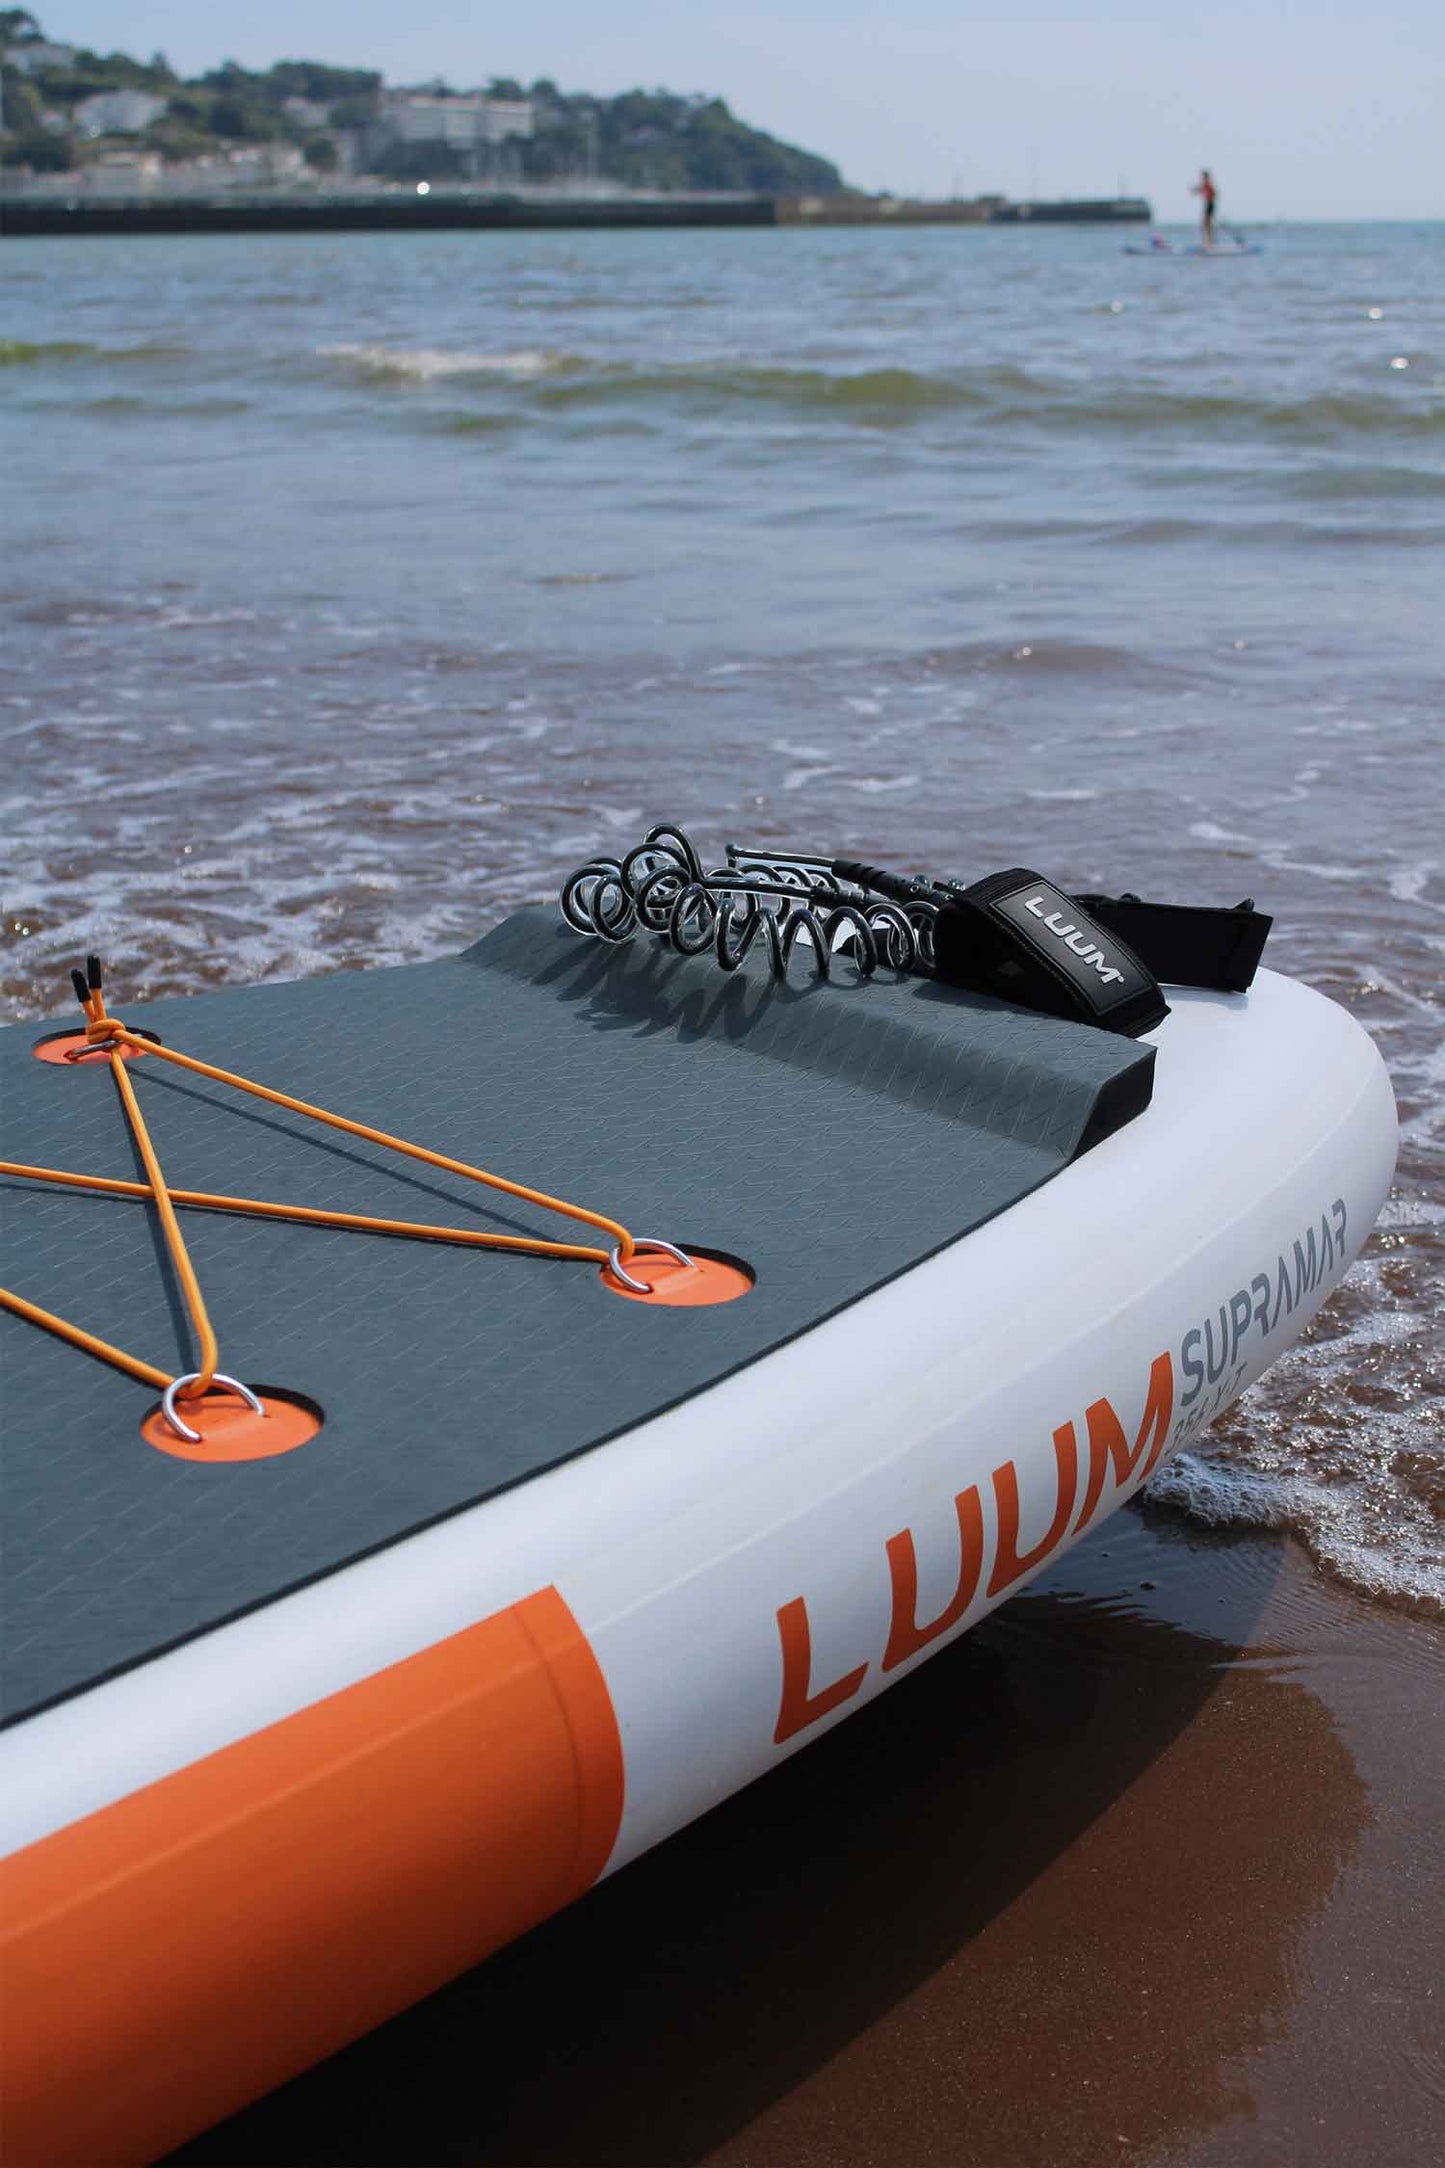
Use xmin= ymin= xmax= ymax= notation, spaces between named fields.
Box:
xmin=170 ymin=1506 xmax=1445 ymax=2166
xmin=0 ymin=193 xmax=1151 ymax=240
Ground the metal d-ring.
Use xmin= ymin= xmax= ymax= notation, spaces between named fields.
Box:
xmin=607 ymin=1237 xmax=695 ymax=1295
xmin=63 ymin=1027 xmax=160 ymax=1062
xmin=162 ymin=1371 xmax=266 ymax=1444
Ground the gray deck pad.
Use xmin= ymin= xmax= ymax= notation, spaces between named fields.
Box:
xmin=1 ymin=910 xmax=1153 ymax=1722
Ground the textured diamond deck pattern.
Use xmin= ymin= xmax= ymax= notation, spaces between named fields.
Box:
xmin=0 ymin=911 xmax=1152 ymax=1721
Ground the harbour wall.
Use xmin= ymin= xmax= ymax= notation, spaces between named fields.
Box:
xmin=1 ymin=192 xmax=1152 ymax=240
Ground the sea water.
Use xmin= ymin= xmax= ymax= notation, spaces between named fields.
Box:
xmin=2 ymin=219 xmax=1440 ymax=1609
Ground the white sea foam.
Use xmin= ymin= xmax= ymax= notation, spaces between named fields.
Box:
xmin=319 ymin=344 xmax=577 ymax=384
xmin=1149 ymin=1438 xmax=1445 ymax=1614
xmin=1188 ymin=819 xmax=1260 ymax=846
xmin=770 ymin=739 xmax=832 ymax=761
xmin=1387 ymin=862 xmax=1441 ymax=908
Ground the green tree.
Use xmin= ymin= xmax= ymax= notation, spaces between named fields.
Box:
xmin=9 ymin=123 xmax=67 ymax=166
xmin=266 ymin=60 xmax=380 ymax=105
xmin=518 ymin=82 xmax=843 ymax=193
xmin=1 ymin=24 xmax=846 ymax=192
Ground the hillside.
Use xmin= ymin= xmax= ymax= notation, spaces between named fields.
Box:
xmin=0 ymin=10 xmax=846 ymax=192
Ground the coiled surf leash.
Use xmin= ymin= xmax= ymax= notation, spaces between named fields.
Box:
xmin=562 ymin=822 xmax=1272 ymax=1040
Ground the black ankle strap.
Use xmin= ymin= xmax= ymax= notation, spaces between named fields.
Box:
xmin=935 ymin=871 xmax=1170 ymax=1036
xmin=1072 ymin=892 xmax=1272 ymax=993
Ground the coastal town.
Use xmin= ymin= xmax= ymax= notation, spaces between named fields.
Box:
xmin=0 ymin=9 xmax=1149 ymax=231
xmin=0 ymin=8 xmax=842 ymax=199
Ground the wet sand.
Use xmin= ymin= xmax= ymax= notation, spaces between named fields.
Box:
xmin=171 ymin=1503 xmax=1445 ymax=2167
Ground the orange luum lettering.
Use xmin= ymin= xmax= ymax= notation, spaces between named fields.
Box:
xmin=773 ymin=1596 xmax=868 ymax=1744
xmin=882 ymin=1486 xmax=985 ymax=1671
xmin=1074 ymin=1351 xmax=1174 ymax=1532
xmin=986 ymin=1421 xmax=1080 ymax=1598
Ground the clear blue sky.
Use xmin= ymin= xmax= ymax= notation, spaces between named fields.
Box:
xmin=36 ymin=4 xmax=1445 ymax=218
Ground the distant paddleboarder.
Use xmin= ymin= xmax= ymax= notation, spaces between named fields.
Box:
xmin=1192 ymin=167 xmax=1219 ymax=248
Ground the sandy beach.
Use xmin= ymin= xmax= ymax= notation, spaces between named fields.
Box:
xmin=169 ymin=1502 xmax=1443 ymax=2166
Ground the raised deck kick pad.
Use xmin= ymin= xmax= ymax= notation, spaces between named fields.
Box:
xmin=1 ymin=911 xmax=1153 ymax=1720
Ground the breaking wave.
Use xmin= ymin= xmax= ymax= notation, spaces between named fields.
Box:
xmin=318 ymin=343 xmax=584 ymax=384
xmin=16 ymin=334 xmax=1437 ymax=453
xmin=310 ymin=345 xmax=1445 ymax=440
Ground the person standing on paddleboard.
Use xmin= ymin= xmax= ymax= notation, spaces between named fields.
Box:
xmin=1192 ymin=167 xmax=1219 ymax=247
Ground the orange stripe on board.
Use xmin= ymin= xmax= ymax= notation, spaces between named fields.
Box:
xmin=0 ymin=1585 xmax=624 ymax=2168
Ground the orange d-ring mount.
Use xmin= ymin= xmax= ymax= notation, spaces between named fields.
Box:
xmin=601 ymin=1241 xmax=754 ymax=1307
xmin=34 ymin=1028 xmax=160 ymax=1067
xmin=142 ymin=1384 xmax=323 ymax=1463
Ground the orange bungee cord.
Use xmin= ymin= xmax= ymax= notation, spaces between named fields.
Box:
xmin=0 ymin=957 xmax=703 ymax=1442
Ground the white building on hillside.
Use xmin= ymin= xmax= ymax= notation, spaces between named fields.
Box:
xmin=2 ymin=40 xmax=77 ymax=74
xmin=74 ymin=89 xmax=168 ymax=137
xmin=282 ymin=95 xmax=331 ymax=130
xmin=83 ymin=149 xmax=163 ymax=189
xmin=383 ymin=90 xmax=533 ymax=152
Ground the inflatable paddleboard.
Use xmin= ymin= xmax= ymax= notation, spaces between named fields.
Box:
xmin=0 ymin=870 xmax=1396 ymax=2165
xmin=1124 ymin=239 xmax=1262 ymax=256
